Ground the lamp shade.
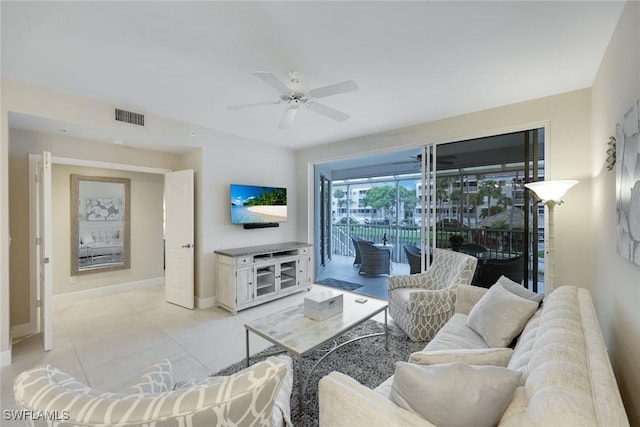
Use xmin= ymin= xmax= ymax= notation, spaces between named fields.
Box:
xmin=524 ymin=180 xmax=578 ymax=202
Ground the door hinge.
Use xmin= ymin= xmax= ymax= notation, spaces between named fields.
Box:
xmin=42 ymin=257 xmax=50 ymax=264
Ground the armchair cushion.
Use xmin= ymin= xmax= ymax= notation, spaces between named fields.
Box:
xmin=390 ymin=361 xmax=521 ymax=427
xmin=466 ymin=284 xmax=538 ymax=347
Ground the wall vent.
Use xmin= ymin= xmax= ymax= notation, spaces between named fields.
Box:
xmin=115 ymin=108 xmax=145 ymax=126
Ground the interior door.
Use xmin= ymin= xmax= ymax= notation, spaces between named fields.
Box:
xmin=164 ymin=170 xmax=195 ymax=309
xmin=38 ymin=151 xmax=53 ymax=351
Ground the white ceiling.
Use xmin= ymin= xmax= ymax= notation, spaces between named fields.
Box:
xmin=1 ymin=1 xmax=625 ymax=151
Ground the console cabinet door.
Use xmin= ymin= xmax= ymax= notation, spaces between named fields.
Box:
xmin=298 ymin=250 xmax=312 ymax=287
xmin=236 ymin=265 xmax=254 ymax=307
xmin=254 ymin=262 xmax=277 ymax=299
xmin=279 ymin=258 xmax=298 ymax=291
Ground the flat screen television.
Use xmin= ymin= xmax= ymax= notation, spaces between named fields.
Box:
xmin=230 ymin=184 xmax=287 ymax=225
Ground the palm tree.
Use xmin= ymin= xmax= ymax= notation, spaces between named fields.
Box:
xmin=479 ymin=180 xmax=502 ymax=218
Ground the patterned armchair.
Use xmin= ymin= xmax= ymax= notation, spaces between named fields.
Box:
xmin=388 ymin=248 xmax=477 ymax=342
xmin=14 ymin=356 xmax=293 ymax=427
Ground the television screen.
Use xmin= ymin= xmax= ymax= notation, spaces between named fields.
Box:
xmin=230 ymin=184 xmax=287 ymax=224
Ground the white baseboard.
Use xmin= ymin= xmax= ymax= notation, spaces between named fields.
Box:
xmin=196 ymin=295 xmax=216 ymax=309
xmin=0 ymin=349 xmax=11 ymax=367
xmin=54 ymin=277 xmax=164 ymax=304
xmin=10 ymin=323 xmax=32 ymax=339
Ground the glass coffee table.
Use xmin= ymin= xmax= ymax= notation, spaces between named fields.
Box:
xmin=244 ymin=291 xmax=388 ymax=412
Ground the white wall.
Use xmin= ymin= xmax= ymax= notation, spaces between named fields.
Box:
xmin=297 ymin=89 xmax=593 ymax=291
xmin=8 ymin=129 xmax=179 ymax=327
xmin=198 ymin=141 xmax=298 ymax=301
xmin=0 ymin=79 xmax=299 ymax=363
xmin=591 ymin=2 xmax=640 ymax=423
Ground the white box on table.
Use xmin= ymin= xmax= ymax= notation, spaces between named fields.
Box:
xmin=304 ymin=290 xmax=344 ymax=321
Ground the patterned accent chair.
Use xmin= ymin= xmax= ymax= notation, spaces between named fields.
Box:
xmin=388 ymin=248 xmax=478 ymax=342
xmin=14 ymin=356 xmax=293 ymax=427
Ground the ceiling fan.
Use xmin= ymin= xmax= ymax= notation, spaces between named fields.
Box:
xmin=227 ymin=71 xmax=358 ymax=129
xmin=392 ymin=153 xmax=456 ymax=169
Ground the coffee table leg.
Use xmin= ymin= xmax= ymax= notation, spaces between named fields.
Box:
xmin=385 ymin=308 xmax=389 ymax=351
xmin=298 ymin=355 xmax=305 ymax=414
xmin=245 ymin=329 xmax=250 ymax=368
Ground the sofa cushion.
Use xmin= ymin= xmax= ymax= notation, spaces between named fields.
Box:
xmin=409 ymin=347 xmax=513 ymax=367
xmin=497 ymin=275 xmax=544 ymax=304
xmin=466 ymin=284 xmax=538 ymax=347
xmin=424 ymin=313 xmax=489 ymax=351
xmin=390 ymin=361 xmax=521 ymax=427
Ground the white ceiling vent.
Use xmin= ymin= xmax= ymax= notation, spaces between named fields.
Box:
xmin=115 ymin=108 xmax=145 ymax=126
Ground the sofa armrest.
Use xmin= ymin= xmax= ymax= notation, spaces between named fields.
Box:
xmin=319 ymin=372 xmax=433 ymax=427
xmin=454 ymin=285 xmax=487 ymax=315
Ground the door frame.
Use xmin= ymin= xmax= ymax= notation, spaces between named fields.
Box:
xmin=307 ymin=121 xmax=551 ymax=286
xmin=24 ymin=154 xmax=170 ymax=338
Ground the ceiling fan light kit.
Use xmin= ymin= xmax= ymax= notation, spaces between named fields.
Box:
xmin=228 ymin=70 xmax=358 ymax=129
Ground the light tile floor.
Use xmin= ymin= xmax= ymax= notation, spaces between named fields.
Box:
xmin=1 ymin=284 xmax=390 ymax=424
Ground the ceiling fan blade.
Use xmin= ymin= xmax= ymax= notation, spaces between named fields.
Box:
xmin=254 ymin=71 xmax=291 ymax=96
xmin=308 ymin=80 xmax=358 ymax=98
xmin=307 ymin=102 xmax=350 ymax=122
xmin=227 ymin=100 xmax=281 ymax=110
xmin=278 ymin=106 xmax=298 ymax=129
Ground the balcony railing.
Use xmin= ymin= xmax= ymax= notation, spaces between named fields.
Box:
xmin=332 ymin=224 xmax=526 ymax=263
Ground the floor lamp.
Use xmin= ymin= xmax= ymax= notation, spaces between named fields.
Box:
xmin=524 ymin=180 xmax=578 ymax=297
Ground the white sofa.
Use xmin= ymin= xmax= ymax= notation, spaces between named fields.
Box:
xmin=319 ymin=285 xmax=629 ymax=426
xmin=79 ymin=228 xmax=123 ymax=260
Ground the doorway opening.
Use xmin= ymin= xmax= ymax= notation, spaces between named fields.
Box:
xmin=314 ymin=127 xmax=545 ymax=298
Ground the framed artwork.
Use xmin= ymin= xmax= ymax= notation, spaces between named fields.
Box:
xmin=70 ymin=175 xmax=131 ymax=275
xmin=615 ymin=99 xmax=640 ymax=265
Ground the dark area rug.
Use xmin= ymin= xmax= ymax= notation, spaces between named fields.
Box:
xmin=314 ymin=277 xmax=362 ymax=291
xmin=213 ymin=320 xmax=424 ymax=427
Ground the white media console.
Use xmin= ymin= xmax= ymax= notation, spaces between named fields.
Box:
xmin=215 ymin=242 xmax=313 ymax=314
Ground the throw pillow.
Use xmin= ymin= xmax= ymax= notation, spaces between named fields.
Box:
xmin=127 ymin=359 xmax=174 ymax=394
xmin=409 ymin=347 xmax=514 ymax=367
xmin=497 ymin=275 xmax=544 ymax=304
xmin=390 ymin=361 xmax=521 ymax=427
xmin=466 ymin=284 xmax=539 ymax=347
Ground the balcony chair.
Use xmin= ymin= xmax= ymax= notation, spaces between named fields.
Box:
xmin=476 ymin=254 xmax=525 ymax=288
xmin=403 ymin=243 xmax=423 ymax=274
xmin=14 ymin=356 xmax=293 ymax=427
xmin=358 ymin=240 xmax=391 ymax=276
xmin=388 ymin=248 xmax=478 ymax=341
xmin=460 ymin=242 xmax=488 ymax=256
xmin=351 ymin=235 xmax=374 ymax=266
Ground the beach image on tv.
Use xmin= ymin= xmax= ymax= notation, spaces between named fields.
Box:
xmin=231 ymin=185 xmax=287 ymax=224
